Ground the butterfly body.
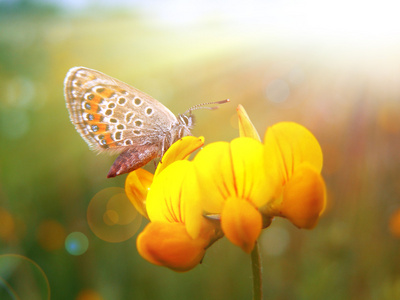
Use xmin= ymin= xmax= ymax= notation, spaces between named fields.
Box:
xmin=64 ymin=67 xmax=194 ymax=177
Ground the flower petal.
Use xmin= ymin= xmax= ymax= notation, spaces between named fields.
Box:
xmin=237 ymin=104 xmax=261 ymax=140
xmin=264 ymin=122 xmax=323 ymax=183
xmin=155 ymin=136 xmax=204 ymax=177
xmin=193 ymin=141 xmax=234 ymax=213
xmin=221 ymin=196 xmax=262 ymax=253
xmin=137 ymin=221 xmax=207 ymax=272
xmin=280 ymin=164 xmax=326 ymax=229
xmin=125 ymin=168 xmax=153 ymax=219
xmin=147 ymin=160 xmax=202 ymax=239
xmin=194 ymin=137 xmax=280 ymax=213
xmin=230 ymin=137 xmax=280 ymax=208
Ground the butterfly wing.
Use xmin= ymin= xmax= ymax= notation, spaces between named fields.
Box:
xmin=64 ymin=66 xmax=178 ymax=155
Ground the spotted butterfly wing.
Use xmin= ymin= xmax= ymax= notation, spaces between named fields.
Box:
xmin=64 ymin=67 xmax=189 ymax=178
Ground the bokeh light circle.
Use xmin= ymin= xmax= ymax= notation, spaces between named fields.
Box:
xmin=65 ymin=232 xmax=89 ymax=256
xmin=0 ymin=208 xmax=16 ymax=243
xmin=37 ymin=219 xmax=66 ymax=251
xmin=87 ymin=187 xmax=142 ymax=243
xmin=389 ymin=208 xmax=400 ymax=238
xmin=0 ymin=254 xmax=50 ymax=300
xmin=76 ymin=289 xmax=103 ymax=300
xmin=265 ymin=79 xmax=290 ymax=103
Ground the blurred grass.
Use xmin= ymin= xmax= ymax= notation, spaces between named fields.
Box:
xmin=1 ymin=1 xmax=400 ymax=299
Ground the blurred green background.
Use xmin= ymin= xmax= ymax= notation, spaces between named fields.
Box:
xmin=1 ymin=0 xmax=400 ymax=299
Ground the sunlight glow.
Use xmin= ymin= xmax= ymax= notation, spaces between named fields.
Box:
xmin=40 ymin=0 xmax=400 ymax=48
xmin=144 ymin=0 xmax=400 ymax=47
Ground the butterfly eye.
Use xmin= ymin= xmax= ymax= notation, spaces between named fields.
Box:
xmin=178 ymin=114 xmax=192 ymax=126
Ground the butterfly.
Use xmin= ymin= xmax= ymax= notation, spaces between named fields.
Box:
xmin=64 ymin=67 xmax=229 ymax=178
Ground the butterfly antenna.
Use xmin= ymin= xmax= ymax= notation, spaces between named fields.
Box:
xmin=184 ymin=99 xmax=230 ymax=115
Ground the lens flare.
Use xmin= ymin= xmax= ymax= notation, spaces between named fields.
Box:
xmin=265 ymin=79 xmax=290 ymax=104
xmin=65 ymin=232 xmax=89 ymax=256
xmin=76 ymin=289 xmax=103 ymax=300
xmin=37 ymin=219 xmax=66 ymax=251
xmin=0 ymin=254 xmax=50 ymax=300
xmin=87 ymin=187 xmax=142 ymax=243
xmin=0 ymin=208 xmax=15 ymax=243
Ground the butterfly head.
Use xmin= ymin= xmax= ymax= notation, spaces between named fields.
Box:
xmin=178 ymin=113 xmax=195 ymax=129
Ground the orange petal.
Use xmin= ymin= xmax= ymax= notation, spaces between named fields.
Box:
xmin=280 ymin=164 xmax=326 ymax=229
xmin=221 ymin=197 xmax=262 ymax=253
xmin=155 ymin=136 xmax=204 ymax=177
xmin=237 ymin=104 xmax=261 ymax=141
xmin=136 ymin=221 xmax=208 ymax=272
xmin=125 ymin=168 xmax=153 ymax=219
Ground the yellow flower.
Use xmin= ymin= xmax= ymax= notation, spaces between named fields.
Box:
xmin=193 ymin=137 xmax=281 ymax=253
xmin=192 ymin=106 xmax=326 ymax=253
xmin=237 ymin=105 xmax=326 ymax=229
xmin=126 ymin=104 xmax=327 ymax=266
xmin=261 ymin=122 xmax=326 ymax=229
xmin=125 ymin=136 xmax=222 ymax=272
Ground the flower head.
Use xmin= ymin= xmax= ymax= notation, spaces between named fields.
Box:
xmin=125 ymin=136 xmax=222 ymax=272
xmin=192 ymin=106 xmax=327 ymax=253
xmin=261 ymin=122 xmax=326 ymax=229
xmin=126 ymin=105 xmax=327 ymax=265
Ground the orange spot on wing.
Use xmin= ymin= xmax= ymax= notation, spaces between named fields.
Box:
xmin=98 ymin=88 xmax=114 ymax=98
xmin=87 ymin=113 xmax=102 ymax=123
xmin=87 ymin=102 xmax=99 ymax=113
xmin=91 ymin=95 xmax=103 ymax=104
xmin=95 ymin=123 xmax=109 ymax=134
xmin=103 ymin=133 xmax=117 ymax=147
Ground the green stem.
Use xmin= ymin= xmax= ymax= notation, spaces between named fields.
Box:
xmin=251 ymin=241 xmax=263 ymax=300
